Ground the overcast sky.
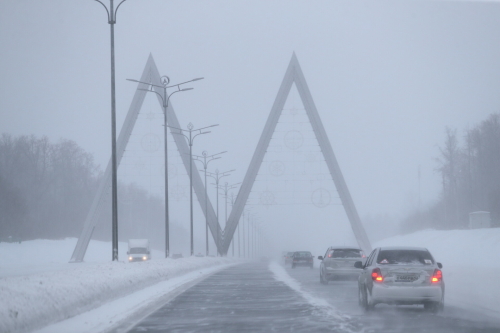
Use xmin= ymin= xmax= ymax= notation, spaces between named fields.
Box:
xmin=1 ymin=0 xmax=499 ymax=253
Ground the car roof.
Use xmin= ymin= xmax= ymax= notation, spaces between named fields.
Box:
xmin=328 ymin=247 xmax=362 ymax=250
xmin=379 ymin=246 xmax=429 ymax=251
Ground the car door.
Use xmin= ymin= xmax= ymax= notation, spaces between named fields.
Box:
xmin=360 ymin=248 xmax=377 ymax=288
xmin=323 ymin=248 xmax=334 ymax=272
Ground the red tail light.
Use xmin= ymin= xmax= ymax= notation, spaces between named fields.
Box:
xmin=371 ymin=268 xmax=383 ymax=282
xmin=431 ymin=269 xmax=442 ymax=283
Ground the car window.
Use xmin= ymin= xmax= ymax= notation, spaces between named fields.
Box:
xmin=129 ymin=247 xmax=148 ymax=254
xmin=294 ymin=252 xmax=311 ymax=258
xmin=377 ymin=250 xmax=434 ymax=265
xmin=330 ymin=249 xmax=361 ymax=258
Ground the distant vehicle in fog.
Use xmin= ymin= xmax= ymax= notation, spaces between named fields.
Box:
xmin=283 ymin=252 xmax=294 ymax=265
xmin=127 ymin=239 xmax=151 ymax=262
xmin=291 ymin=251 xmax=314 ymax=269
xmin=318 ymin=247 xmax=365 ymax=284
xmin=171 ymin=253 xmax=183 ymax=259
xmin=355 ymin=246 xmax=444 ymax=312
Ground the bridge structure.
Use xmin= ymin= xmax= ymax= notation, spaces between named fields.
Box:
xmin=70 ymin=53 xmax=371 ymax=262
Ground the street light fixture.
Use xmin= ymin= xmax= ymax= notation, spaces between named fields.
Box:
xmin=193 ymin=150 xmax=227 ymax=256
xmin=169 ymin=123 xmax=218 ymax=256
xmin=93 ymin=0 xmax=129 ymax=261
xmin=126 ymin=76 xmax=203 ymax=258
xmin=207 ymin=169 xmax=235 ymax=256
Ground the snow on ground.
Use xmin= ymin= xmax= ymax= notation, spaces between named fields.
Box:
xmin=374 ymin=228 xmax=500 ymax=319
xmin=0 ymin=238 xmax=237 ymax=333
xmin=269 ymin=262 xmax=355 ymax=332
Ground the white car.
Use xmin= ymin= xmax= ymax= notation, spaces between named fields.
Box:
xmin=318 ymin=247 xmax=365 ymax=284
xmin=355 ymin=246 xmax=444 ymax=312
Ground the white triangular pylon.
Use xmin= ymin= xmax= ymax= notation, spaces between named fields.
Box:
xmin=70 ymin=55 xmax=222 ymax=262
xmin=221 ymin=53 xmax=372 ymax=254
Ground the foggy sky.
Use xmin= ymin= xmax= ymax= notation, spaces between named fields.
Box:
xmin=1 ymin=0 xmax=499 ymax=255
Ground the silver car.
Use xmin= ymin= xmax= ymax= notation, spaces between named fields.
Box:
xmin=318 ymin=247 xmax=365 ymax=284
xmin=355 ymin=246 xmax=444 ymax=312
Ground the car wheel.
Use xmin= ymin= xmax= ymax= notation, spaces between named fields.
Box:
xmin=320 ymin=270 xmax=328 ymax=285
xmin=358 ymin=287 xmax=364 ymax=306
xmin=361 ymin=287 xmax=374 ymax=311
xmin=425 ymin=296 xmax=444 ymax=313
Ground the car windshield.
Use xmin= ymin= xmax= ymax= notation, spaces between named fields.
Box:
xmin=331 ymin=249 xmax=362 ymax=258
xmin=377 ymin=250 xmax=434 ymax=265
xmin=129 ymin=247 xmax=148 ymax=254
xmin=294 ymin=252 xmax=311 ymax=257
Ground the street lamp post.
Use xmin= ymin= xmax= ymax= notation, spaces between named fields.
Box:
xmin=170 ymin=123 xmax=218 ymax=256
xmin=126 ymin=76 xmax=203 ymax=258
xmin=93 ymin=0 xmax=129 ymax=261
xmin=193 ymin=151 xmax=226 ymax=256
xmin=230 ymin=193 xmax=235 ymax=257
xmin=207 ymin=169 xmax=234 ymax=256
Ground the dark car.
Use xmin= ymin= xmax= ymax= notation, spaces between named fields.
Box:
xmin=292 ymin=251 xmax=314 ymax=269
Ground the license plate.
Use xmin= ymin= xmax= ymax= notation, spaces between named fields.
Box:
xmin=396 ymin=275 xmax=419 ymax=282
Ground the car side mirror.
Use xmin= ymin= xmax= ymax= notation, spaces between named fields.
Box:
xmin=317 ymin=256 xmax=323 ymax=260
xmin=437 ymin=262 xmax=443 ymax=269
xmin=126 ymin=251 xmax=129 ymax=255
xmin=354 ymin=261 xmax=363 ymax=269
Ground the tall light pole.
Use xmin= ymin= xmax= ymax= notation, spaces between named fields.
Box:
xmin=230 ymin=193 xmax=235 ymax=257
xmin=207 ymin=169 xmax=234 ymax=256
xmin=170 ymin=123 xmax=218 ymax=256
xmin=126 ymin=76 xmax=203 ymax=258
xmin=193 ymin=150 xmax=226 ymax=256
xmin=93 ymin=0 xmax=128 ymax=261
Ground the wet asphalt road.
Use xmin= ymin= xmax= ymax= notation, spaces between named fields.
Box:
xmin=127 ymin=262 xmax=338 ymax=332
xmin=286 ymin=262 xmax=500 ymax=333
xmin=125 ymin=262 xmax=500 ymax=333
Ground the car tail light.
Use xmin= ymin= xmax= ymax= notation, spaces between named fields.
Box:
xmin=431 ymin=269 xmax=442 ymax=283
xmin=371 ymin=268 xmax=383 ymax=282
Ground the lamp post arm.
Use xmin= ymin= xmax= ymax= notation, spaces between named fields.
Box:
xmin=192 ymin=131 xmax=209 ymax=142
xmin=206 ymin=156 xmax=221 ymax=168
xmin=167 ymin=77 xmax=204 ymax=88
xmin=140 ymin=88 xmax=165 ymax=104
xmin=94 ymin=1 xmax=111 ymax=21
xmin=114 ymin=0 xmax=128 ymax=21
xmin=171 ymin=131 xmax=189 ymax=142
xmin=166 ymin=90 xmax=182 ymax=108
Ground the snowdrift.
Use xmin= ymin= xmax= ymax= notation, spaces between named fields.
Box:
xmin=0 ymin=239 xmax=235 ymax=333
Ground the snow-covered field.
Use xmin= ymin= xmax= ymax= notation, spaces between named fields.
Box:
xmin=0 ymin=238 xmax=237 ymax=333
xmin=374 ymin=228 xmax=500 ymax=319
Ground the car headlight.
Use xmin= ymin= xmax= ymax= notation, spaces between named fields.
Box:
xmin=129 ymin=256 xmax=133 ymax=261
xmin=143 ymin=256 xmax=147 ymax=260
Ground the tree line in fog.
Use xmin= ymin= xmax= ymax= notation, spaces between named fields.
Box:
xmin=401 ymin=113 xmax=500 ymax=233
xmin=0 ymin=134 xmax=187 ymax=249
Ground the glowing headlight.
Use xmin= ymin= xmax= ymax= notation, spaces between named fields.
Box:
xmin=129 ymin=256 xmax=133 ymax=261
xmin=143 ymin=256 xmax=147 ymax=260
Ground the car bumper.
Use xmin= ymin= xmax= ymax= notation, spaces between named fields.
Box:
xmin=293 ymin=261 xmax=313 ymax=266
xmin=128 ymin=256 xmax=149 ymax=262
xmin=371 ymin=283 xmax=443 ymax=304
xmin=325 ymin=267 xmax=361 ymax=277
